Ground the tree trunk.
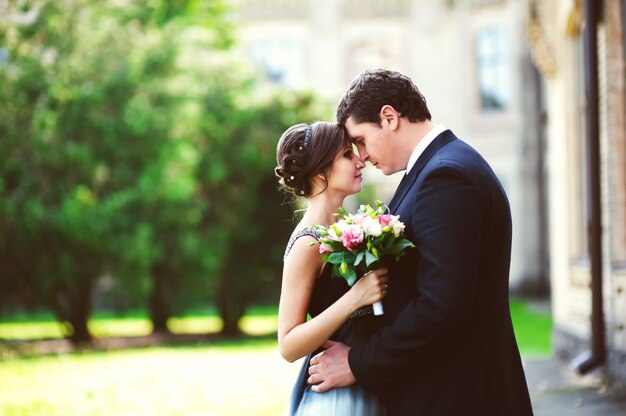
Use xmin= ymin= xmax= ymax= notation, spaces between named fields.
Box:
xmin=149 ymin=263 xmax=171 ymax=334
xmin=217 ymin=277 xmax=245 ymax=337
xmin=54 ymin=283 xmax=94 ymax=345
xmin=67 ymin=303 xmax=92 ymax=344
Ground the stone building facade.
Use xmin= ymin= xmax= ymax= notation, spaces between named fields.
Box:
xmin=526 ymin=0 xmax=626 ymax=391
xmin=232 ymin=0 xmax=549 ymax=292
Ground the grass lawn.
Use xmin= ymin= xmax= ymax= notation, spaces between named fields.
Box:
xmin=0 ymin=339 xmax=299 ymax=416
xmin=0 ymin=306 xmax=279 ymax=340
xmin=509 ymin=298 xmax=553 ymax=357
xmin=0 ymin=300 xmax=551 ymax=415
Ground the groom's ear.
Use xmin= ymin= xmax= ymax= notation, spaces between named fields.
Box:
xmin=379 ymin=105 xmax=400 ymax=130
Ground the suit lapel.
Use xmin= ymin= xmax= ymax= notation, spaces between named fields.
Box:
xmin=388 ymin=130 xmax=456 ymax=213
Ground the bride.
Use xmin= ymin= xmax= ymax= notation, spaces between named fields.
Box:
xmin=275 ymin=121 xmax=388 ymax=415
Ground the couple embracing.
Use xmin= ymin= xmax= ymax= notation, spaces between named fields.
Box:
xmin=275 ymin=69 xmax=533 ymax=416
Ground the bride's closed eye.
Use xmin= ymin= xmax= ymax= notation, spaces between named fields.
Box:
xmin=343 ymin=149 xmax=354 ymax=158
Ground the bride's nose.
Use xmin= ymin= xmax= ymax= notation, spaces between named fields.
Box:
xmin=356 ymin=159 xmax=366 ymax=169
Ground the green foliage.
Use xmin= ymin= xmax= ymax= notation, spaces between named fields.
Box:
xmin=0 ymin=0 xmax=325 ymax=341
xmin=509 ymin=298 xmax=553 ymax=357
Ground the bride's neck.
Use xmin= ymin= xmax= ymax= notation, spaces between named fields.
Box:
xmin=301 ymin=192 xmax=345 ymax=227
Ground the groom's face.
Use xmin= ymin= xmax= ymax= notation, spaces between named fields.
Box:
xmin=345 ymin=116 xmax=398 ymax=175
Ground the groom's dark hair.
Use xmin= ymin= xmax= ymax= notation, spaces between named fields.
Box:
xmin=336 ymin=68 xmax=432 ymax=126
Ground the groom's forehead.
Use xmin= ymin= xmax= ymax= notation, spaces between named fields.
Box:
xmin=344 ymin=117 xmax=362 ymax=135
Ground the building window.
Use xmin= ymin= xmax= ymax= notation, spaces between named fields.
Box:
xmin=476 ymin=27 xmax=510 ymax=112
xmin=248 ymin=38 xmax=305 ymax=88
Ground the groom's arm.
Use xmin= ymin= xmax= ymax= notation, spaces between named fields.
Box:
xmin=348 ymin=164 xmax=485 ymax=392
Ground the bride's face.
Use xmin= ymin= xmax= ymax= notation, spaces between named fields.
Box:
xmin=324 ymin=144 xmax=365 ymax=197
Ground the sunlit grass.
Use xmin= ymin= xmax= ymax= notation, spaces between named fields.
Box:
xmin=0 ymin=302 xmax=549 ymax=358
xmin=0 ymin=300 xmax=551 ymax=415
xmin=0 ymin=322 xmax=68 ymax=340
xmin=0 ymin=339 xmax=298 ymax=416
xmin=0 ymin=307 xmax=279 ymax=340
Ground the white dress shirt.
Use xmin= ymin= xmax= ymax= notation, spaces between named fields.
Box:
xmin=405 ymin=123 xmax=447 ymax=174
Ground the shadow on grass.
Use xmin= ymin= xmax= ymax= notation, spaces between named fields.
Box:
xmin=0 ymin=330 xmax=279 ymax=361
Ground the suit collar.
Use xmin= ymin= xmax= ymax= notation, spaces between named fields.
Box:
xmin=388 ymin=129 xmax=456 ymax=213
xmin=405 ymin=123 xmax=447 ymax=174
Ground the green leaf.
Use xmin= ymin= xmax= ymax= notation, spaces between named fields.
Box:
xmin=354 ymin=251 xmax=365 ymax=266
xmin=365 ymin=250 xmax=378 ymax=267
xmin=345 ymin=268 xmax=357 ymax=286
xmin=343 ymin=251 xmax=357 ymax=263
xmin=382 ymin=234 xmax=395 ymax=251
xmin=319 ymin=239 xmax=343 ymax=252
xmin=327 ymin=252 xmax=345 ymax=264
xmin=390 ymin=239 xmax=415 ymax=253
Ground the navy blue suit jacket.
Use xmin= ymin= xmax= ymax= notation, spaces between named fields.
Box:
xmin=348 ymin=130 xmax=533 ymax=415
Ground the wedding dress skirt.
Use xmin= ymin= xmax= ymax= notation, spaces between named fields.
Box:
xmin=287 ymin=308 xmax=386 ymax=416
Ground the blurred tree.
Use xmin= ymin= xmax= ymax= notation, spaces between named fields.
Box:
xmin=0 ymin=0 xmax=326 ymax=342
xmin=165 ymin=26 xmax=327 ymax=334
xmin=0 ymin=0 xmax=203 ymax=341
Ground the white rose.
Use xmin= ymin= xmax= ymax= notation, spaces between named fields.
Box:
xmin=361 ymin=215 xmax=383 ymax=237
xmin=390 ymin=216 xmax=405 ymax=237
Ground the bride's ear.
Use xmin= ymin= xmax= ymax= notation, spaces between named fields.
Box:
xmin=380 ymin=105 xmax=400 ymax=130
xmin=310 ymin=172 xmax=327 ymax=194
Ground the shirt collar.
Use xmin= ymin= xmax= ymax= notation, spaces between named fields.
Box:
xmin=405 ymin=123 xmax=447 ymax=174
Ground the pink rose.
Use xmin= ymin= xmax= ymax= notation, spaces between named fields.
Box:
xmin=341 ymin=225 xmax=364 ymax=251
xmin=319 ymin=243 xmax=333 ymax=254
xmin=377 ymin=214 xmax=393 ymax=226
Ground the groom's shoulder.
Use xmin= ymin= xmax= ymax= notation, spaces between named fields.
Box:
xmin=433 ymin=132 xmax=484 ymax=164
xmin=424 ymin=133 xmax=495 ymax=181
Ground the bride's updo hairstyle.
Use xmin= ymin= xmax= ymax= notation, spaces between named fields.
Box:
xmin=275 ymin=122 xmax=348 ymax=198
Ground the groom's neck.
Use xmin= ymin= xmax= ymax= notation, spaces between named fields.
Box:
xmin=397 ymin=119 xmax=436 ymax=162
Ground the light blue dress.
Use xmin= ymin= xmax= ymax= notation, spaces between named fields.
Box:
xmin=284 ymin=228 xmax=386 ymax=416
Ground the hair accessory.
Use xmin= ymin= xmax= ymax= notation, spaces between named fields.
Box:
xmin=303 ymin=124 xmax=313 ymax=149
xmin=300 ymin=190 xmax=305 ymax=195
xmin=290 ymin=176 xmax=294 ymax=180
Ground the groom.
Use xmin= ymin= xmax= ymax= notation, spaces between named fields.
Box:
xmin=307 ymin=69 xmax=534 ymax=415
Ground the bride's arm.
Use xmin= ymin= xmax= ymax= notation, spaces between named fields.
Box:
xmin=278 ymin=236 xmax=387 ymax=363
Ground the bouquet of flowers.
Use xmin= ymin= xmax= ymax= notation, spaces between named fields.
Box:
xmin=310 ymin=200 xmax=415 ymax=315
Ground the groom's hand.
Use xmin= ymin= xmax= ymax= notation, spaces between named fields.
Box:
xmin=307 ymin=340 xmax=356 ymax=392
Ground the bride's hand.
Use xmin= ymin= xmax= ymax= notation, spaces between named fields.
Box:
xmin=348 ymin=267 xmax=389 ymax=309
